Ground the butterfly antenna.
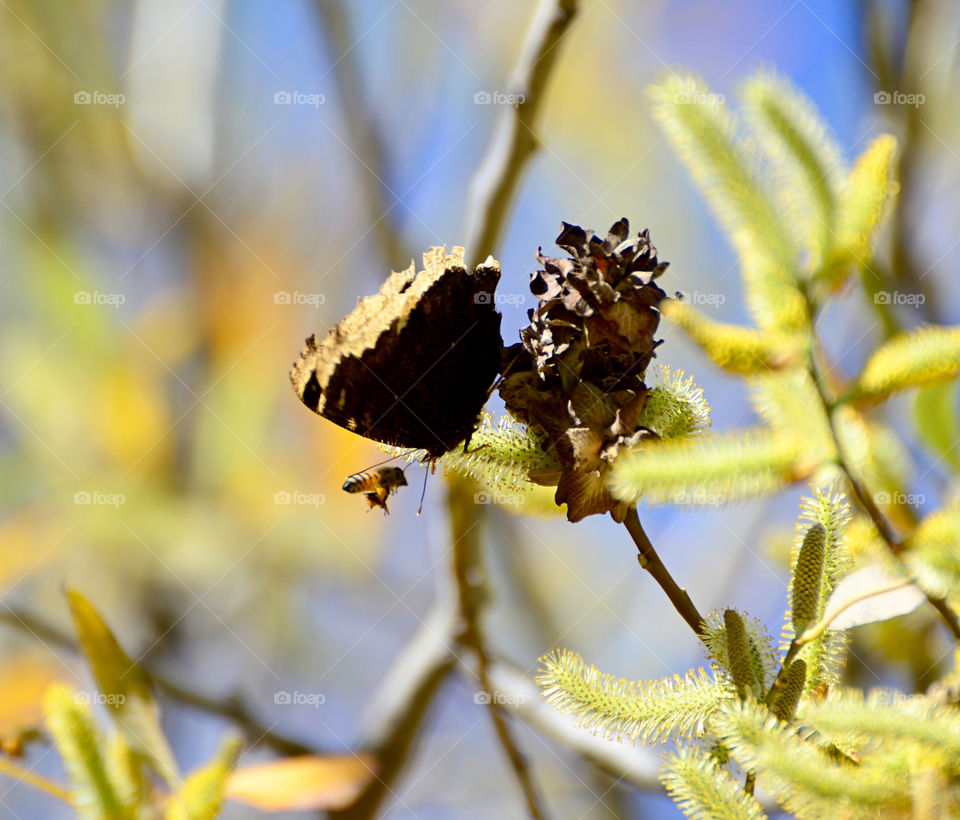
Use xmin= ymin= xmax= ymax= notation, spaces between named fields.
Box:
xmin=417 ymin=467 xmax=429 ymax=516
xmin=359 ymin=448 xmax=418 ymax=471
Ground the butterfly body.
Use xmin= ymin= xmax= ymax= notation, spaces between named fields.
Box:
xmin=342 ymin=466 xmax=409 ymax=514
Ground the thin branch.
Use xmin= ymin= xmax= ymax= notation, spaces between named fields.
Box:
xmin=448 ymin=476 xmax=551 ymax=820
xmin=311 ymin=0 xmax=409 ymax=270
xmin=332 ymin=597 xmax=459 ymax=820
xmin=0 ymin=756 xmax=71 ymax=805
xmin=463 ymin=0 xmax=579 ymax=266
xmin=806 ymin=364 xmax=960 ymax=642
xmin=622 ymin=507 xmax=707 ymax=640
xmin=0 ymin=608 xmax=314 ymax=757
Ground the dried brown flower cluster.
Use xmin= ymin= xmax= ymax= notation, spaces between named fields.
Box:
xmin=500 ymin=219 xmax=669 ymax=521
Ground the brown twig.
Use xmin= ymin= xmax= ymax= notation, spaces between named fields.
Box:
xmin=448 ymin=477 xmax=551 ymax=820
xmin=622 ymin=507 xmax=707 ymax=640
xmin=311 ymin=0 xmax=409 ymax=270
xmin=0 ymin=607 xmax=314 ymax=757
xmin=464 ymin=0 xmax=579 ymax=267
xmin=331 ymin=597 xmax=459 ymax=820
xmin=806 ymin=364 xmax=960 ymax=642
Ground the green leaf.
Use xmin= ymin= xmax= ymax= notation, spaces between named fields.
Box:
xmin=648 ymin=73 xmax=808 ymax=332
xmin=819 ymin=135 xmax=899 ymax=291
xmin=852 ymin=324 xmax=960 ymax=401
xmin=537 ymin=649 xmax=734 ymax=744
xmin=661 ymin=746 xmax=767 ymax=820
xmin=914 ymin=381 xmax=960 ymax=474
xmin=44 ymin=683 xmax=132 ymax=820
xmin=741 ymin=70 xmax=844 ymax=271
xmin=66 ymin=589 xmax=179 ymax=786
xmin=609 ymin=429 xmax=810 ymax=506
xmin=166 ymin=736 xmax=242 ymax=820
xmin=661 ymin=300 xmax=804 ymax=375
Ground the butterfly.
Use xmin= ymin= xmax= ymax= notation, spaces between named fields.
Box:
xmin=289 ymin=246 xmax=504 ymax=458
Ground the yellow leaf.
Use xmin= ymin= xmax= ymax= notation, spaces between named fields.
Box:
xmin=225 ymin=754 xmax=376 ymax=812
xmin=66 ymin=589 xmax=179 ymax=786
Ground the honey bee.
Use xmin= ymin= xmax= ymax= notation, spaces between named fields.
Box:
xmin=342 ymin=466 xmax=408 ymax=514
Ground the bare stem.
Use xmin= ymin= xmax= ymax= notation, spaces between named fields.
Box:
xmin=806 ymin=364 xmax=960 ymax=642
xmin=463 ymin=0 xmax=579 ymax=267
xmin=311 ymin=0 xmax=409 ymax=270
xmin=622 ymin=507 xmax=707 ymax=640
xmin=0 ymin=607 xmax=314 ymax=757
xmin=448 ymin=477 xmax=551 ymax=820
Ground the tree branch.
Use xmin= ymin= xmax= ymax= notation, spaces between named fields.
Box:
xmin=311 ymin=0 xmax=409 ymax=270
xmin=622 ymin=507 xmax=708 ymax=640
xmin=0 ymin=607 xmax=315 ymax=757
xmin=463 ymin=0 xmax=578 ymax=266
xmin=448 ymin=476 xmax=551 ymax=820
xmin=806 ymin=364 xmax=960 ymax=642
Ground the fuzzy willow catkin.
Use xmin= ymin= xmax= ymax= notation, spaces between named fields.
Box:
xmin=724 ymin=610 xmax=757 ymax=699
xmin=771 ymin=659 xmax=807 ymax=722
xmin=792 ymin=523 xmax=826 ymax=635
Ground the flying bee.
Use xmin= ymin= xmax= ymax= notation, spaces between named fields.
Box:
xmin=342 ymin=466 xmax=408 ymax=514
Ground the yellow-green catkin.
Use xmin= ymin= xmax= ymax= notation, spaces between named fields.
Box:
xmin=771 ymin=659 xmax=807 ymax=722
xmin=792 ymin=523 xmax=826 ymax=635
xmin=724 ymin=609 xmax=757 ymax=699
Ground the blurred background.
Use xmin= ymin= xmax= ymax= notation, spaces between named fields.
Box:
xmin=0 ymin=0 xmax=958 ymax=817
